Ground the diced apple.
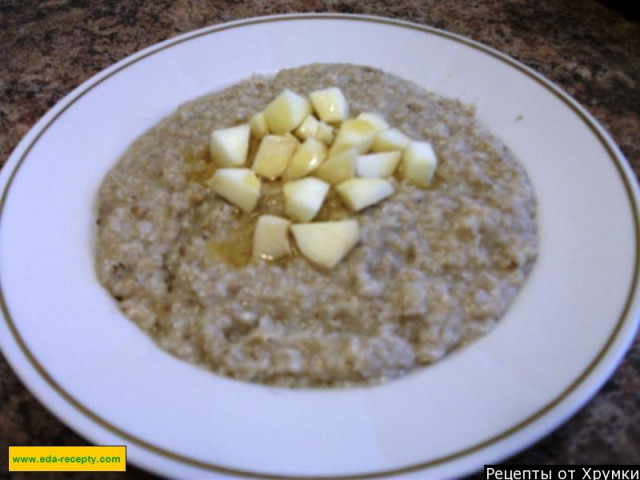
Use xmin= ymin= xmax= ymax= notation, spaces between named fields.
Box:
xmin=402 ymin=141 xmax=438 ymax=187
xmin=371 ymin=128 xmax=411 ymax=152
xmin=249 ymin=111 xmax=269 ymax=139
xmin=356 ymin=151 xmax=402 ymax=178
xmin=314 ymin=148 xmax=357 ymax=185
xmin=294 ymin=114 xmax=319 ymax=141
xmin=315 ymin=121 xmax=334 ymax=145
xmin=283 ymin=132 xmax=299 ymax=142
xmin=209 ymin=124 xmax=251 ymax=167
xmin=283 ymin=177 xmax=330 ymax=222
xmin=291 ymin=220 xmax=360 ymax=269
xmin=209 ymin=168 xmax=261 ymax=213
xmin=251 ymin=134 xmax=298 ymax=180
xmin=264 ymin=90 xmax=311 ymax=134
xmin=282 ymin=137 xmax=327 ymax=181
xmin=329 ymin=119 xmax=376 ymax=156
xmin=335 ymin=178 xmax=394 ymax=212
xmin=253 ymin=215 xmax=291 ymax=261
xmin=310 ymin=87 xmax=350 ymax=123
xmin=357 ymin=112 xmax=389 ymax=132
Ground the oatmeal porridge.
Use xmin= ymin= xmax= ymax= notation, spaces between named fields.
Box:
xmin=95 ymin=63 xmax=538 ymax=387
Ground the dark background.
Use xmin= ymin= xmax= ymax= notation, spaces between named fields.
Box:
xmin=1 ymin=1 xmax=638 ymax=478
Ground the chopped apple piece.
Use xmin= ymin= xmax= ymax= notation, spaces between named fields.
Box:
xmin=356 ymin=151 xmax=402 ymax=178
xmin=251 ymin=134 xmax=298 ymax=180
xmin=253 ymin=215 xmax=291 ymax=261
xmin=310 ymin=87 xmax=350 ymax=123
xmin=283 ymin=177 xmax=330 ymax=222
xmin=209 ymin=168 xmax=261 ymax=213
xmin=282 ymin=137 xmax=327 ymax=181
xmin=335 ymin=178 xmax=394 ymax=212
xmin=402 ymin=141 xmax=438 ymax=187
xmin=357 ymin=112 xmax=389 ymax=132
xmin=314 ymin=148 xmax=357 ymax=185
xmin=291 ymin=220 xmax=360 ymax=269
xmin=315 ymin=121 xmax=335 ymax=145
xmin=209 ymin=124 xmax=251 ymax=167
xmin=264 ymin=89 xmax=312 ymax=134
xmin=371 ymin=128 xmax=411 ymax=152
xmin=249 ymin=112 xmax=269 ymax=139
xmin=329 ymin=119 xmax=376 ymax=156
xmin=283 ymin=131 xmax=299 ymax=142
xmin=294 ymin=114 xmax=319 ymax=141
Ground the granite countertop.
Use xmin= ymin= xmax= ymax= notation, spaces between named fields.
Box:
xmin=1 ymin=1 xmax=638 ymax=478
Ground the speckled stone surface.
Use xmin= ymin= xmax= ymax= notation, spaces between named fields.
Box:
xmin=0 ymin=1 xmax=638 ymax=478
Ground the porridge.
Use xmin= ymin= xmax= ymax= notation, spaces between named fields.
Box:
xmin=95 ymin=63 xmax=538 ymax=387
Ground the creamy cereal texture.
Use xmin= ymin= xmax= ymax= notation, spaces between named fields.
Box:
xmin=95 ymin=64 xmax=538 ymax=387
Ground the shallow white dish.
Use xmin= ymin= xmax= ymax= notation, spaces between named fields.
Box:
xmin=1 ymin=14 xmax=638 ymax=479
